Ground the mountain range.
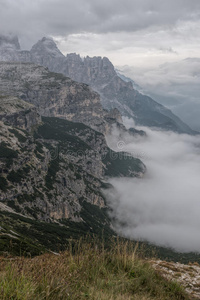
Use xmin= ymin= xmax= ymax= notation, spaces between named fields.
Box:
xmin=0 ymin=34 xmax=198 ymax=256
xmin=0 ymin=34 xmax=197 ymax=135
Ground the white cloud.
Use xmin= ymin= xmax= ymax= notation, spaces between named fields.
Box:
xmin=104 ymin=126 xmax=200 ymax=253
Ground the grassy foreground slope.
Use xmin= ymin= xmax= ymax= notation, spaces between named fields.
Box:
xmin=0 ymin=239 xmax=189 ymax=300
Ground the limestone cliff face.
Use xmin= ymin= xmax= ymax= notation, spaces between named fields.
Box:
xmin=62 ymin=54 xmax=117 ymax=89
xmin=0 ymin=117 xmax=105 ymax=221
xmin=0 ymin=62 xmax=121 ymax=135
xmin=0 ymin=95 xmax=41 ymax=131
xmin=0 ymin=97 xmax=104 ymax=221
xmin=0 ymin=98 xmax=145 ymax=221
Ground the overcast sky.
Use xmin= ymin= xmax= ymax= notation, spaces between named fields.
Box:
xmin=1 ymin=0 xmax=200 ymax=67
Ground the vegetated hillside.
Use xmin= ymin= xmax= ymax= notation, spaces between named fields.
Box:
xmin=0 ymin=238 xmax=190 ymax=300
xmin=0 ymin=96 xmax=145 ymax=256
xmin=0 ymin=34 xmax=196 ymax=134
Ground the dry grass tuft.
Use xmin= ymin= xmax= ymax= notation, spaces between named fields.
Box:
xmin=0 ymin=238 xmax=189 ymax=300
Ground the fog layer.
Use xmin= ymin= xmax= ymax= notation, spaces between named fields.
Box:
xmin=119 ymin=58 xmax=200 ymax=131
xmin=105 ymin=124 xmax=200 ymax=253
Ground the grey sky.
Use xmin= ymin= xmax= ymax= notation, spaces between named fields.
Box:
xmin=1 ymin=0 xmax=200 ymax=66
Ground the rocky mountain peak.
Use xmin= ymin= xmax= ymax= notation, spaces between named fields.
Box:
xmin=83 ymin=55 xmax=116 ymax=84
xmin=0 ymin=34 xmax=20 ymax=50
xmin=63 ymin=54 xmax=116 ymax=86
xmin=66 ymin=53 xmax=83 ymax=62
xmin=30 ymin=37 xmax=64 ymax=58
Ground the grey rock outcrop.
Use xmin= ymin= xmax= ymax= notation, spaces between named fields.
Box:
xmin=0 ymin=98 xmax=145 ymax=221
xmin=0 ymin=62 xmax=123 ymax=135
xmin=0 ymin=95 xmax=41 ymax=131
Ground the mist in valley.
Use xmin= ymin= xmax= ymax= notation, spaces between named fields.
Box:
xmin=104 ymin=119 xmax=200 ymax=253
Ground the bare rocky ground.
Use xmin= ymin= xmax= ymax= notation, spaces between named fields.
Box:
xmin=150 ymin=259 xmax=200 ymax=299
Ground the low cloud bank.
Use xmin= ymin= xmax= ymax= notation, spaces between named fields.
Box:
xmin=105 ymin=125 xmax=200 ymax=253
xmin=119 ymin=58 xmax=200 ymax=131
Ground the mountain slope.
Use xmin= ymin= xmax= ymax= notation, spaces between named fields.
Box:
xmin=0 ymin=96 xmax=145 ymax=255
xmin=59 ymin=54 xmax=197 ymax=134
xmin=0 ymin=59 xmax=146 ymax=251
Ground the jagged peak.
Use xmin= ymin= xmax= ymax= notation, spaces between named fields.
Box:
xmin=65 ymin=53 xmax=114 ymax=67
xmin=66 ymin=53 xmax=114 ymax=66
xmin=66 ymin=53 xmax=82 ymax=62
xmin=31 ymin=36 xmax=64 ymax=58
xmin=84 ymin=56 xmax=115 ymax=72
xmin=40 ymin=36 xmax=56 ymax=46
xmin=83 ymin=55 xmax=112 ymax=64
xmin=0 ymin=34 xmax=20 ymax=50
